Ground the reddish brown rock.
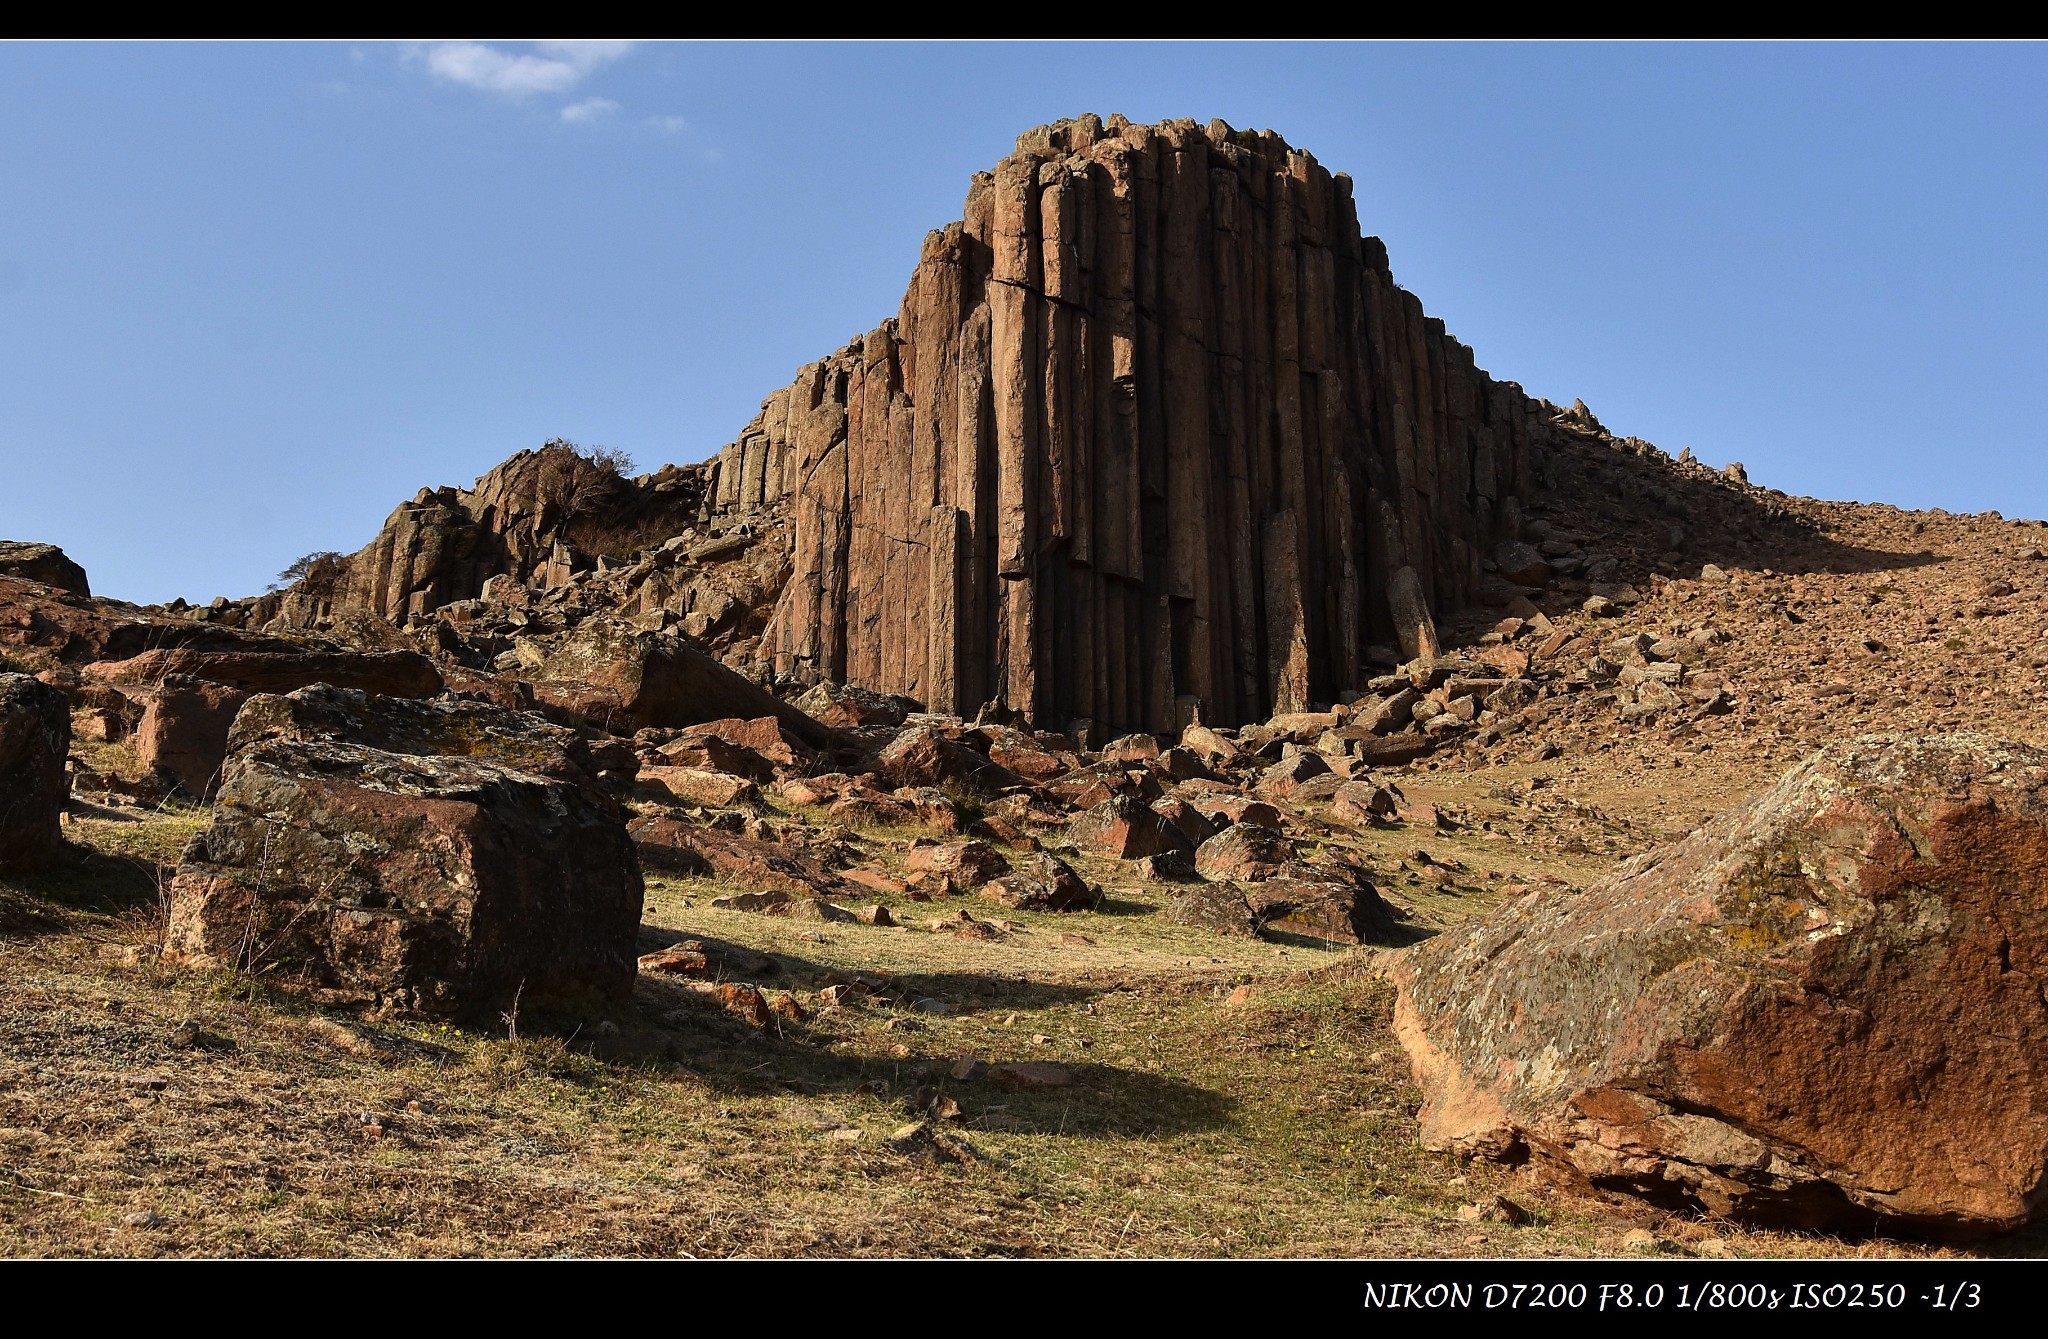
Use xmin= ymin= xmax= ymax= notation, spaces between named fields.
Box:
xmin=637 ymin=765 xmax=759 ymax=809
xmin=792 ymin=681 xmax=919 ymax=729
xmin=628 ymin=814 xmax=849 ymax=899
xmin=982 ymin=851 xmax=1096 ymax=911
xmin=1392 ymin=734 xmax=2048 ymax=1238
xmin=532 ymin=618 xmax=830 ymax=747
xmin=905 ymin=839 xmax=1011 ymax=888
xmin=267 ymin=443 xmax=704 ymax=628
xmin=654 ymin=733 xmax=776 ymax=781
xmin=1193 ymin=822 xmax=1291 ymax=882
xmin=1066 ymin=794 xmax=1193 ymax=859
xmin=1149 ymin=797 xmax=1219 ymax=849
xmin=133 ymin=676 xmax=250 ymax=798
xmin=1246 ymin=878 xmax=1394 ymax=944
xmin=1184 ymin=796 xmax=1283 ymax=831
xmin=876 ymin=724 xmax=1019 ymax=795
xmin=1166 ymin=885 xmax=1260 ymax=938
xmin=1330 ymin=778 xmax=1400 ymax=822
xmin=1101 ymin=733 xmax=1162 ymax=763
xmin=0 ymin=542 xmax=89 ymax=596
xmin=638 ymin=943 xmax=711 ymax=975
xmin=0 ymin=673 xmax=69 ymax=873
xmin=675 ymin=715 xmax=810 ymax=769
xmin=1254 ymin=750 xmax=1332 ymax=800
xmin=85 ymin=647 xmax=441 ymax=699
xmin=984 ymin=728 xmax=1072 ymax=780
xmin=166 ymin=688 xmax=642 ymax=1018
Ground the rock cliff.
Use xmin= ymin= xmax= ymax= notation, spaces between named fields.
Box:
xmin=275 ymin=116 xmax=1568 ymax=736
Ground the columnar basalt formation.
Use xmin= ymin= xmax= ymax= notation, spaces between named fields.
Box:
xmin=703 ymin=116 xmax=1553 ymax=733
xmin=278 ymin=116 xmax=1562 ymax=736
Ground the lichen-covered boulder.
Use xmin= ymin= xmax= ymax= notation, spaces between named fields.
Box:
xmin=1392 ymin=734 xmax=2048 ymax=1238
xmin=166 ymin=685 xmax=641 ymax=1017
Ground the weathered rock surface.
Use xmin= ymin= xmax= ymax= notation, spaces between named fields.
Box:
xmin=167 ymin=686 xmax=642 ymax=1017
xmin=875 ymin=725 xmax=1020 ymax=796
xmin=1193 ymin=822 xmax=1292 ymax=882
xmin=1392 ymin=734 xmax=2048 ymax=1238
xmin=0 ymin=673 xmax=69 ymax=872
xmin=1165 ymin=884 xmax=1260 ymax=937
xmin=1247 ymin=877 xmax=1393 ymax=944
xmin=531 ymin=617 xmax=830 ymax=746
xmin=134 ymin=677 xmax=250 ymax=798
xmin=982 ymin=850 xmax=1096 ymax=911
xmin=1066 ymin=793 xmax=1193 ymax=859
xmin=84 ymin=647 xmax=442 ymax=699
xmin=266 ymin=444 xmax=706 ymax=627
xmin=0 ymin=542 xmax=89 ymax=596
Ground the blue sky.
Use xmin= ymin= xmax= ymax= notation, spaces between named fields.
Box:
xmin=2 ymin=40 xmax=2044 ymax=605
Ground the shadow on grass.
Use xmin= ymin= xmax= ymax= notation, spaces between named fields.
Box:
xmin=602 ymin=922 xmax=1235 ymax=1137
xmin=0 ymin=839 xmax=161 ymax=934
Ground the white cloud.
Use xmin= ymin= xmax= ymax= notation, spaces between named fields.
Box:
xmin=415 ymin=40 xmax=633 ymax=98
xmin=561 ymin=97 xmax=621 ymax=124
xmin=645 ymin=115 xmax=688 ymax=135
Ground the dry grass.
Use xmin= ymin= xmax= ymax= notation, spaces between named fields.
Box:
xmin=4 ymin=793 xmax=2043 ymax=1260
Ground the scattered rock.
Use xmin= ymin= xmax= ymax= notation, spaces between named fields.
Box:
xmin=1166 ymin=885 xmax=1261 ymax=938
xmin=1193 ymin=823 xmax=1291 ymax=882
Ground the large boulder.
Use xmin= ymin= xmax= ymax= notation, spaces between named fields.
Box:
xmin=0 ymin=673 xmax=69 ymax=872
xmin=532 ymin=617 xmax=830 ymax=748
xmin=0 ymin=542 xmax=89 ymax=596
xmin=165 ymin=685 xmax=642 ymax=1018
xmin=1392 ymin=734 xmax=2048 ymax=1238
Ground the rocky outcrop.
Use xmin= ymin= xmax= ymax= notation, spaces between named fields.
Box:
xmin=0 ymin=575 xmax=295 ymax=668
xmin=0 ymin=673 xmax=69 ymax=872
xmin=273 ymin=117 xmax=1564 ymax=736
xmin=166 ymin=685 xmax=642 ymax=1017
xmin=269 ymin=444 xmax=708 ymax=627
xmin=721 ymin=115 xmax=1553 ymax=733
xmin=1392 ymin=734 xmax=2048 ymax=1238
xmin=0 ymin=542 xmax=89 ymax=596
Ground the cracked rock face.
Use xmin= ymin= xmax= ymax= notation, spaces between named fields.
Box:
xmin=166 ymin=685 xmax=643 ymax=1018
xmin=1392 ymin=733 xmax=2048 ymax=1237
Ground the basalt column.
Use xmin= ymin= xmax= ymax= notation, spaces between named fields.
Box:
xmin=715 ymin=115 xmax=1548 ymax=734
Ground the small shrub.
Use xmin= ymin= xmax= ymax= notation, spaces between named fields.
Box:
xmin=545 ymin=436 xmax=635 ymax=478
xmin=272 ymin=551 xmax=348 ymax=598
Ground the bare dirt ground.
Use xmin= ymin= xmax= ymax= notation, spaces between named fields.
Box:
xmin=6 ymin=448 xmax=2048 ymax=1258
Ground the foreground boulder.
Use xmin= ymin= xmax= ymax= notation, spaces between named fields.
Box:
xmin=1392 ymin=734 xmax=2048 ymax=1238
xmin=0 ymin=673 xmax=69 ymax=872
xmin=0 ymin=541 xmax=89 ymax=596
xmin=166 ymin=685 xmax=642 ymax=1017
